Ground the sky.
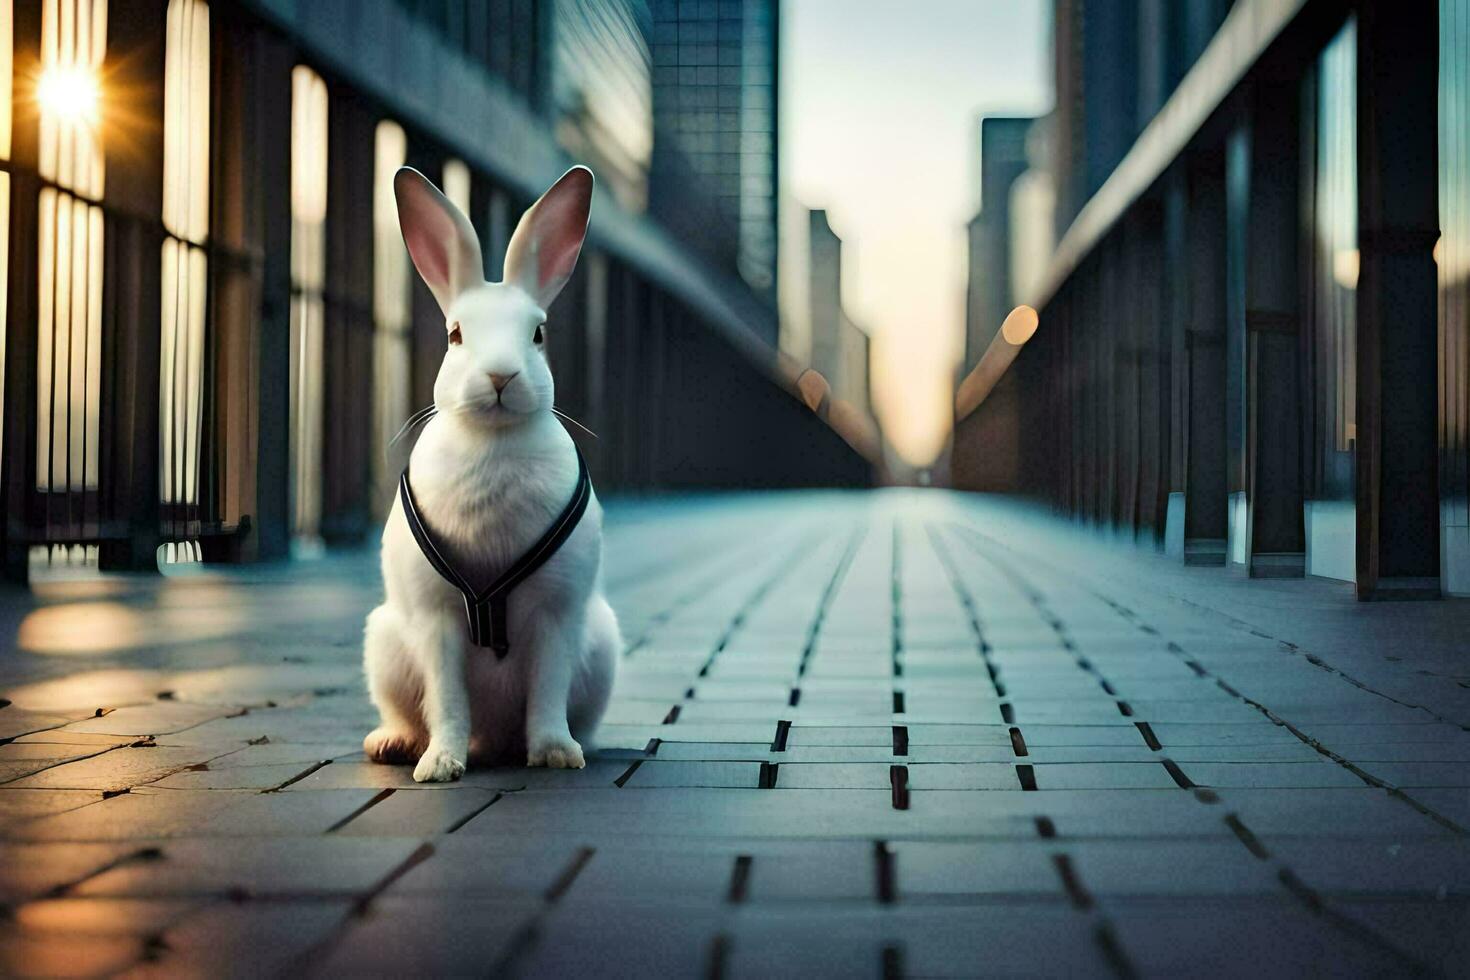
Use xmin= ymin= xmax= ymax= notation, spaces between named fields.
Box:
xmin=779 ymin=0 xmax=1053 ymax=467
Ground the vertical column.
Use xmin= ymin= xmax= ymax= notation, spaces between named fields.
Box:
xmin=1184 ymin=151 xmax=1228 ymax=565
xmin=246 ymin=24 xmax=294 ymax=561
xmin=98 ymin=3 xmax=167 ymax=571
xmin=1162 ymin=167 xmax=1189 ymax=557
xmin=203 ymin=8 xmax=292 ymax=562
xmin=1355 ymin=0 xmax=1440 ymax=599
xmin=1098 ymin=237 xmax=1121 ymax=529
xmin=1225 ymin=120 xmax=1251 ymax=566
xmin=1115 ymin=220 xmax=1141 ymax=535
xmin=1245 ymin=79 xmax=1305 ymax=577
xmin=1 ymin=1 xmax=42 ymax=582
xmin=320 ymin=88 xmax=374 ymax=546
xmin=1133 ymin=200 xmax=1167 ymax=543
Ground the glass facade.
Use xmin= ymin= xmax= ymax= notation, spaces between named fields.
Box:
xmin=1303 ymin=19 xmax=1357 ymax=581
xmin=289 ymin=65 xmax=328 ymax=545
xmin=552 ymin=0 xmax=652 ymax=211
xmin=393 ymin=0 xmax=547 ymax=107
xmin=0 ymin=0 xmax=11 ymax=472
xmin=1442 ymin=0 xmax=1470 ymax=590
xmin=372 ymin=119 xmax=412 ymax=516
xmin=648 ymin=0 xmax=777 ymax=298
xmin=35 ymin=0 xmax=105 ymax=497
xmin=159 ymin=0 xmax=209 ymax=532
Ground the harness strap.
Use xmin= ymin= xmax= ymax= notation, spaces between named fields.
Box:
xmin=399 ymin=447 xmax=592 ymax=659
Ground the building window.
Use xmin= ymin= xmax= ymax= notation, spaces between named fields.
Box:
xmin=0 ymin=0 xmax=12 ymax=471
xmin=35 ymin=0 xmax=105 ymax=496
xmin=160 ymin=0 xmax=210 ymax=538
xmin=1441 ymin=0 xmax=1470 ymax=548
xmin=442 ymin=155 xmax=471 ymax=216
xmin=372 ymin=119 xmax=410 ymax=512
xmin=1310 ymin=21 xmax=1357 ymax=475
xmin=290 ymin=64 xmax=328 ymax=545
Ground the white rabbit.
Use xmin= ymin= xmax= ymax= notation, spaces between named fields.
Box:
xmin=362 ymin=164 xmax=620 ymax=782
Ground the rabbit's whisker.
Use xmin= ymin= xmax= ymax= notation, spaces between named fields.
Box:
xmin=552 ymin=407 xmax=599 ymax=440
xmin=388 ymin=403 xmax=438 ymax=452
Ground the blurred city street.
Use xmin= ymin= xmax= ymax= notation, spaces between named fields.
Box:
xmin=3 ymin=491 xmax=1468 ymax=977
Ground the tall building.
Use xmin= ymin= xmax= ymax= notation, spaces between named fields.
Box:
xmin=648 ymin=0 xmax=779 ymax=310
xmin=0 ymin=0 xmax=870 ymax=583
xmin=838 ymin=312 xmax=871 ymax=418
xmin=551 ymin=0 xmax=655 ymax=213
xmin=807 ymin=209 xmax=869 ymax=414
xmin=952 ymin=0 xmax=1466 ymax=601
xmin=1050 ymin=0 xmax=1232 ymax=239
xmin=963 ymin=116 xmax=1037 ymax=372
xmin=808 ymin=208 xmax=842 ymax=384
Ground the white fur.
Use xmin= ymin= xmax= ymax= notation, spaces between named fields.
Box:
xmin=364 ymin=166 xmax=619 ymax=782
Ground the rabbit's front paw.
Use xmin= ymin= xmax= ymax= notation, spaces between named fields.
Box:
xmin=413 ymin=742 xmax=466 ymax=783
xmin=527 ymin=733 xmax=585 ymax=769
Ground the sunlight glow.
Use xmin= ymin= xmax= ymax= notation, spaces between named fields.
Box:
xmin=36 ymin=65 xmax=98 ymax=124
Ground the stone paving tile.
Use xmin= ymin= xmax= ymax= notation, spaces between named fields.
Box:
xmin=0 ymin=842 xmax=150 ymax=903
xmin=0 ymin=706 xmax=102 ymax=741
xmin=1399 ymin=787 xmax=1470 ymax=827
xmin=0 ymin=788 xmax=110 ymax=834
xmin=1265 ymin=838 xmax=1470 ymax=897
xmin=773 ymin=762 xmax=893 ymax=789
xmin=8 ymin=791 xmax=242 ymax=843
xmin=59 ymin=703 xmax=245 ymax=738
xmin=308 ymin=896 xmax=537 ymax=976
xmin=907 ymin=763 xmax=1022 ymax=790
xmin=1179 ymin=761 xmax=1370 ymax=789
xmin=891 ymin=840 xmax=1064 ymax=898
xmin=506 ymin=899 xmax=722 ymax=979
xmin=1105 ymin=898 xmax=1411 ymax=976
xmin=1209 ymin=788 xmax=1458 ymax=838
xmin=1029 ymin=762 xmax=1182 ymax=790
xmin=180 ymin=790 xmax=389 ymax=837
xmin=1064 ymin=840 xmax=1284 ymax=897
xmin=3 ymin=495 xmax=1468 ymax=977
xmin=121 ymin=900 xmax=355 ymax=978
xmin=382 ymin=835 xmax=582 ymax=898
xmin=5 ymin=744 xmax=234 ymax=792
xmin=1352 ymin=761 xmax=1470 ymax=788
xmin=8 ymin=895 xmax=199 ymax=939
xmin=1332 ymin=899 xmax=1470 ymax=975
xmin=622 ymin=760 xmax=762 ymax=788
xmin=74 ymin=836 xmax=424 ymax=898
xmin=0 ymin=931 xmax=143 ymax=979
xmin=653 ymin=741 xmax=776 ymax=761
xmin=1011 ymin=725 xmax=1154 ymax=747
xmin=0 ymin=735 xmax=136 ymax=784
xmin=904 ymin=744 xmax=1024 ymax=762
xmin=333 ymin=787 xmax=503 ymax=836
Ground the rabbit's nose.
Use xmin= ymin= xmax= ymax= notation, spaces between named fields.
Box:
xmin=488 ymin=372 xmax=518 ymax=394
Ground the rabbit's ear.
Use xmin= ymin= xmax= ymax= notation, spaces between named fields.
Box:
xmin=394 ymin=167 xmax=485 ymax=315
xmin=504 ymin=166 xmax=593 ymax=309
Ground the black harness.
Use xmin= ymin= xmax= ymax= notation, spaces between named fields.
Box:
xmin=398 ymin=448 xmax=592 ymax=658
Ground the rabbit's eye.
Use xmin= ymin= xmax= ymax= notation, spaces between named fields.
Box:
xmin=448 ymin=323 xmax=462 ymax=346
xmin=533 ymin=324 xmax=545 ymax=345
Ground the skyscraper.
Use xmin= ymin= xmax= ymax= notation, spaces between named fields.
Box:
xmin=648 ymin=0 xmax=779 ymax=309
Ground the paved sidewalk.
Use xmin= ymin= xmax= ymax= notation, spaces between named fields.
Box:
xmin=2 ymin=491 xmax=1468 ymax=977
